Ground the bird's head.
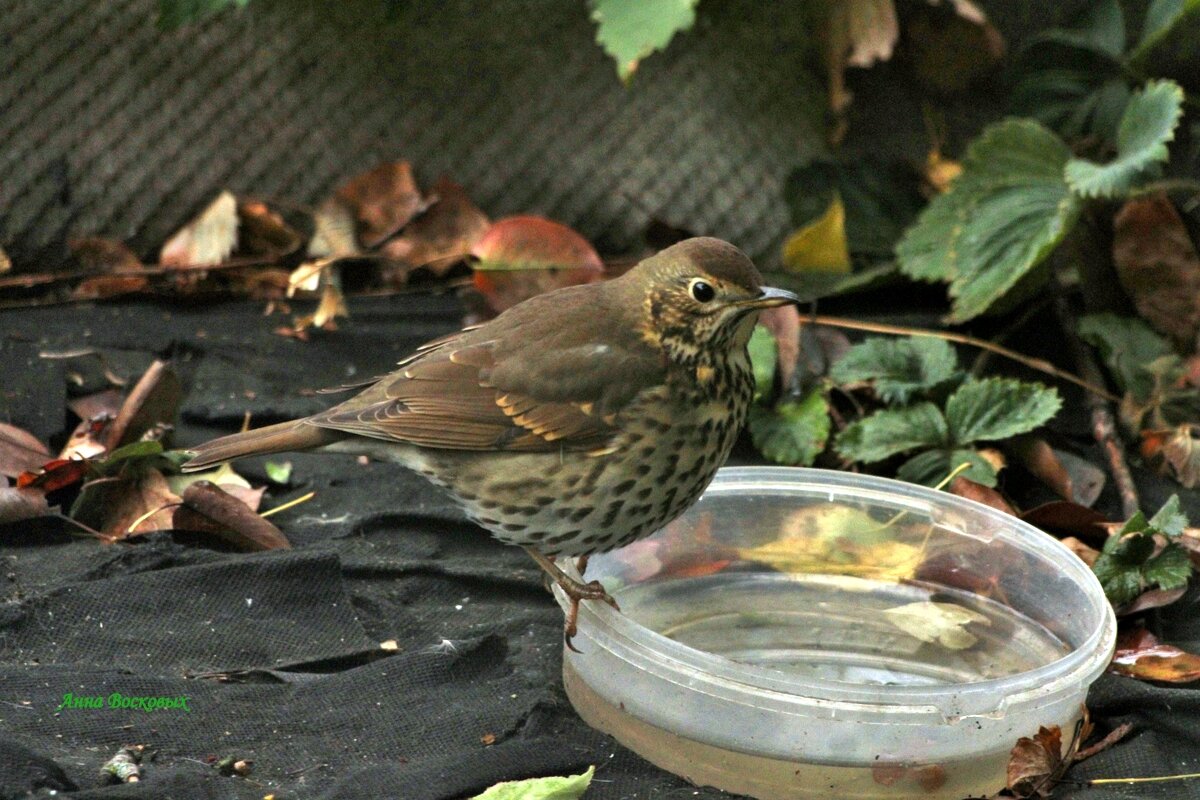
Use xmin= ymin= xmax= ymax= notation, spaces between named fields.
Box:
xmin=626 ymin=237 xmax=799 ymax=367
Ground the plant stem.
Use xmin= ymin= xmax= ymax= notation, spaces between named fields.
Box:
xmin=803 ymin=315 xmax=1120 ymax=402
xmin=1053 ymin=298 xmax=1140 ymax=517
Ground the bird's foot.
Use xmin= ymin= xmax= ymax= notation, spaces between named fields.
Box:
xmin=523 ymin=547 xmax=619 ymax=653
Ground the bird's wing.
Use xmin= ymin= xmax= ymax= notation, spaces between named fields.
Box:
xmin=307 ymin=296 xmax=665 ymax=452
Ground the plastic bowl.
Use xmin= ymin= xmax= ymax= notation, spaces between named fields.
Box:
xmin=555 ymin=467 xmax=1116 ymax=800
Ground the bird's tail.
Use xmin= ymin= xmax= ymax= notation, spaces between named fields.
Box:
xmin=182 ymin=420 xmax=339 ymax=471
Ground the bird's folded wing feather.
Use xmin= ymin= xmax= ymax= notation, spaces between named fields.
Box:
xmin=308 ymin=297 xmax=665 ymax=452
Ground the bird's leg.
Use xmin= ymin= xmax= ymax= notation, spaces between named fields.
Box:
xmin=575 ymin=554 xmax=589 ymax=577
xmin=524 ymin=547 xmax=619 ymax=652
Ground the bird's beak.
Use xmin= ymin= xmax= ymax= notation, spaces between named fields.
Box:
xmin=739 ymin=286 xmax=801 ymax=309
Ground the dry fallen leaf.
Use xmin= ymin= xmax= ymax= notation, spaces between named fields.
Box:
xmin=1118 ymin=585 xmax=1188 ymax=616
xmin=0 ymin=486 xmax=52 ymax=525
xmin=907 ymin=0 xmax=1004 ymax=95
xmin=0 ymin=244 xmax=10 ymax=273
xmin=160 ymin=190 xmax=239 ymax=268
xmin=173 ymin=482 xmax=291 ymax=551
xmin=101 ymin=469 xmax=182 ymax=540
xmin=292 ymin=281 xmax=348 ymax=333
xmin=17 ymin=459 xmax=91 ymax=492
xmin=237 ymin=200 xmax=304 ymax=260
xmin=0 ymin=423 xmax=50 ymax=479
xmin=823 ymin=0 xmax=898 ymax=117
xmin=1110 ymin=628 xmax=1200 ymax=683
xmin=104 ymin=360 xmax=182 ymax=450
xmin=1113 ymin=194 xmax=1200 ymax=351
xmin=758 ymin=305 xmax=802 ymax=391
xmin=949 ymin=476 xmax=1016 ymax=515
xmin=1161 ymin=423 xmax=1200 ymax=489
xmin=1007 ymin=725 xmax=1064 ymax=799
xmin=882 ymin=600 xmax=990 ymax=650
xmin=380 ymin=177 xmax=490 ymax=280
xmin=69 ymin=237 xmax=144 ymax=273
xmin=1061 ymin=537 xmax=1100 ymax=567
xmin=71 ymin=274 xmax=151 ymax=300
xmin=335 ymin=161 xmax=425 ymax=249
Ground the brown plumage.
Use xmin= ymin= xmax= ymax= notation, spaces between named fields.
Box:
xmin=184 ymin=237 xmax=798 ymax=646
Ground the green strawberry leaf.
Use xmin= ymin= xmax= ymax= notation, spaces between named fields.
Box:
xmin=830 ymin=336 xmax=959 ymax=404
xmin=590 ymin=0 xmax=698 ymax=83
xmin=944 ymin=378 xmax=1062 ymax=445
xmin=835 ymin=402 xmax=949 ymax=464
xmin=1143 ymin=545 xmax=1193 ymax=590
xmin=1064 ymin=80 xmax=1185 ymax=198
xmin=1077 ymin=313 xmax=1175 ymax=400
xmin=1130 ymin=0 xmax=1200 ymax=91
xmin=896 ymin=120 xmax=1080 ymax=322
xmin=1148 ymin=494 xmax=1187 ymax=538
xmin=748 ymin=391 xmax=831 ymax=467
xmin=748 ymin=325 xmax=778 ymax=402
xmin=896 ymin=448 xmax=998 ymax=488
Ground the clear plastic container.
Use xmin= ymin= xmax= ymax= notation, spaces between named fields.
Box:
xmin=555 ymin=467 xmax=1116 ymax=800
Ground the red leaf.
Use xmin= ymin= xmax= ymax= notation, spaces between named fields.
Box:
xmin=335 ymin=161 xmax=425 ymax=249
xmin=470 ymin=217 xmax=603 ymax=313
xmin=17 ymin=459 xmax=91 ymax=492
xmin=0 ymin=423 xmax=50 ymax=479
xmin=1111 ymin=628 xmax=1200 ymax=683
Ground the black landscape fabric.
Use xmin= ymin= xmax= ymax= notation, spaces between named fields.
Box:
xmin=1 ymin=297 xmax=1198 ymax=800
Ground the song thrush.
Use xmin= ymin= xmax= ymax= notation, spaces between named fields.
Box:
xmin=183 ymin=237 xmax=798 ymax=646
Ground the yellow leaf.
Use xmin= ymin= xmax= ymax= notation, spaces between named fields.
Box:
xmin=883 ymin=600 xmax=990 ymax=650
xmin=924 ymin=147 xmax=963 ymax=194
xmin=781 ymin=194 xmax=852 ymax=274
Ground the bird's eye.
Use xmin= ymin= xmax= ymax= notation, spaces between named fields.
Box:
xmin=689 ymin=280 xmax=715 ymax=303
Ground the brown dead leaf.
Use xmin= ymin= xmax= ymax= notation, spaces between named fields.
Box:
xmin=949 ymin=476 xmax=1016 ymax=515
xmin=69 ymin=237 xmax=144 ymax=273
xmin=71 ymin=274 xmax=151 ymax=300
xmin=1007 ymin=725 xmax=1064 ymax=799
xmin=1114 ymin=194 xmax=1200 ymax=350
xmin=0 ymin=423 xmax=50 ymax=479
xmin=105 ymin=360 xmax=182 ymax=450
xmin=1009 ymin=437 xmax=1105 ymax=507
xmin=0 ymin=486 xmax=52 ymax=524
xmin=379 ymin=177 xmax=490 ymax=280
xmin=824 ymin=0 xmax=898 ymax=115
xmin=160 ymin=191 xmax=239 ymax=268
xmin=0 ymin=244 xmax=10 ymax=273
xmin=292 ymin=281 xmax=347 ymax=333
xmin=336 ymin=161 xmax=425 ymax=249
xmin=1161 ymin=423 xmax=1200 ymax=489
xmin=59 ymin=417 xmax=112 ymax=461
xmin=907 ymin=0 xmax=1005 ymax=95
xmin=102 ymin=469 xmax=182 ymax=540
xmin=1020 ymin=501 xmax=1110 ymax=544
xmin=1119 ymin=585 xmax=1188 ymax=616
xmin=471 ymin=216 xmax=604 ymax=313
xmin=173 ymin=482 xmax=291 ymax=551
xmin=1111 ymin=628 xmax=1200 ymax=683
xmin=1061 ymin=537 xmax=1100 ymax=567
xmin=759 ymin=305 xmax=801 ymax=391
xmin=237 ymin=201 xmax=303 ymax=260
xmin=1073 ymin=722 xmax=1134 ymax=763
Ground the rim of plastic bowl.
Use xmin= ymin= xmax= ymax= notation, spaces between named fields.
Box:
xmin=561 ymin=467 xmax=1117 ymax=720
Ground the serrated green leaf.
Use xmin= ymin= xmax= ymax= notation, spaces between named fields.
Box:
xmin=835 ymin=403 xmax=949 ymax=464
xmin=896 ymin=448 xmax=998 ymax=488
xmin=830 ymin=336 xmax=959 ymax=404
xmin=158 ymin=0 xmax=250 ymax=28
xmin=1022 ymin=0 xmax=1126 ymax=58
xmin=944 ymin=378 xmax=1061 ymax=445
xmin=590 ymin=0 xmax=697 ymax=83
xmin=1143 ymin=544 xmax=1193 ymax=589
xmin=470 ymin=766 xmax=595 ymax=800
xmin=1131 ymin=0 xmax=1200 ymax=91
xmin=748 ymin=325 xmax=778 ymax=402
xmin=1093 ymin=556 xmax=1147 ymax=605
xmin=1064 ymin=80 xmax=1185 ymax=198
xmin=1077 ymin=313 xmax=1174 ymax=400
xmin=1115 ymin=510 xmax=1151 ymax=540
xmin=1148 ymin=494 xmax=1188 ymax=537
xmin=896 ymin=120 xmax=1079 ymax=322
xmin=748 ymin=392 xmax=830 ymax=466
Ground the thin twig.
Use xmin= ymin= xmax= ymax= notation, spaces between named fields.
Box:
xmin=1053 ymin=298 xmax=1140 ymax=518
xmin=804 ymin=315 xmax=1120 ymax=402
xmin=1091 ymin=772 xmax=1200 ymax=785
xmin=260 ymin=491 xmax=315 ymax=518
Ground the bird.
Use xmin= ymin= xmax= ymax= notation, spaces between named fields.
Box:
xmin=183 ymin=237 xmax=799 ymax=648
